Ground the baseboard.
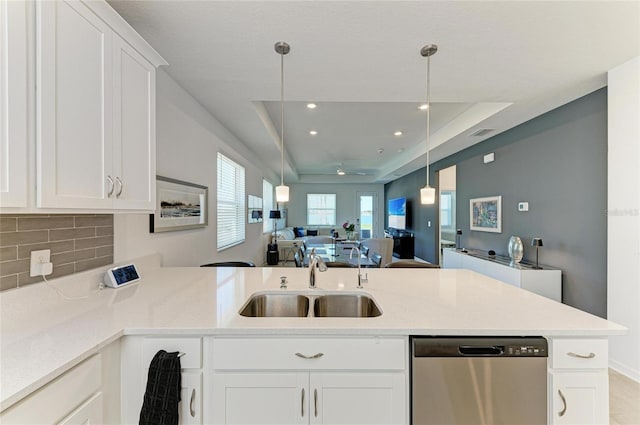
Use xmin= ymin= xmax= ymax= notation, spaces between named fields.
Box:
xmin=609 ymin=359 xmax=640 ymax=383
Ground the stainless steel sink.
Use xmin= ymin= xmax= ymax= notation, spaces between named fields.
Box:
xmin=313 ymin=294 xmax=382 ymax=318
xmin=239 ymin=293 xmax=310 ymax=317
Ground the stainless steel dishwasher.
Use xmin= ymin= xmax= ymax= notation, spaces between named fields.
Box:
xmin=411 ymin=336 xmax=548 ymax=425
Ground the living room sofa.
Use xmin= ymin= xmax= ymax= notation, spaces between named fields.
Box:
xmin=271 ymin=227 xmax=337 ymax=260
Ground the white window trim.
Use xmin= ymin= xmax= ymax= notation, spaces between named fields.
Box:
xmin=217 ymin=152 xmax=246 ymax=251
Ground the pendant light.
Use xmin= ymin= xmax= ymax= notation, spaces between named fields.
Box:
xmin=420 ymin=44 xmax=437 ymax=205
xmin=275 ymin=41 xmax=290 ymax=203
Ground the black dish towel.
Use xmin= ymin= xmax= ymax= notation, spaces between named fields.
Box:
xmin=139 ymin=350 xmax=182 ymax=425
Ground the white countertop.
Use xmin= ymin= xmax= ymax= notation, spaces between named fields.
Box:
xmin=0 ymin=255 xmax=625 ymax=411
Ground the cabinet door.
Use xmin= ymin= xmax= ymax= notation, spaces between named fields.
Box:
xmin=211 ymin=372 xmax=308 ymax=425
xmin=58 ymin=392 xmax=103 ymax=425
xmin=180 ymin=371 xmax=202 ymax=425
xmin=37 ymin=0 xmax=114 ymax=209
xmin=549 ymin=371 xmax=609 ymax=425
xmin=112 ymin=36 xmax=156 ymax=210
xmin=310 ymin=372 xmax=406 ymax=425
xmin=0 ymin=0 xmax=28 ymax=208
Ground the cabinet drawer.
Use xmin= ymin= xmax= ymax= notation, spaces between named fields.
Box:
xmin=212 ymin=337 xmax=406 ymax=371
xmin=142 ymin=337 xmax=202 ymax=369
xmin=550 ymin=339 xmax=608 ymax=369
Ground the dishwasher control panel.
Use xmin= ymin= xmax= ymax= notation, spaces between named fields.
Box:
xmin=412 ymin=336 xmax=548 ymax=357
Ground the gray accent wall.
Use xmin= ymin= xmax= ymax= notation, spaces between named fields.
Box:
xmin=385 ymin=88 xmax=608 ymax=318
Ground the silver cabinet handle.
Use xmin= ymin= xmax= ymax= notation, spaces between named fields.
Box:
xmin=301 ymin=388 xmax=305 ymax=417
xmin=567 ymin=351 xmax=596 ymax=359
xmin=106 ymin=175 xmax=114 ymax=197
xmin=558 ymin=389 xmax=567 ymax=417
xmin=314 ymin=388 xmax=318 ymax=418
xmin=115 ymin=177 xmax=123 ymax=198
xmin=190 ymin=388 xmax=196 ymax=418
xmin=295 ymin=352 xmax=324 ymax=359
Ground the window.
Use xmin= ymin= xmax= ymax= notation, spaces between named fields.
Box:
xmin=263 ymin=179 xmax=274 ymax=233
xmin=440 ymin=192 xmax=455 ymax=228
xmin=307 ymin=194 xmax=336 ymax=226
xmin=217 ymin=153 xmax=245 ymax=250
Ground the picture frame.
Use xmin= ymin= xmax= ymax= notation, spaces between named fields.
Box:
xmin=470 ymin=195 xmax=502 ymax=233
xmin=150 ymin=176 xmax=208 ymax=233
xmin=248 ymin=195 xmax=263 ymax=223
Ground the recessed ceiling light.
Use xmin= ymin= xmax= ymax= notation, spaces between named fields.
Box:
xmin=418 ymin=104 xmax=428 ymax=110
xmin=309 ymin=130 xmax=318 ymax=136
xmin=307 ymin=103 xmax=317 ymax=109
xmin=377 ymin=148 xmax=384 ymax=154
xmin=337 ymin=169 xmax=346 ymax=176
xmin=394 ymin=131 xmax=403 ymax=136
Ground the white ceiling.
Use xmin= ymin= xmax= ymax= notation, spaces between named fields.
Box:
xmin=109 ymin=0 xmax=640 ymax=184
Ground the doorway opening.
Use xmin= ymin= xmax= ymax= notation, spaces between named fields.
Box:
xmin=438 ymin=165 xmax=456 ymax=264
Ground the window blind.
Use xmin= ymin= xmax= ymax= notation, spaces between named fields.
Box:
xmin=307 ymin=193 xmax=336 ymax=226
xmin=217 ymin=153 xmax=246 ymax=250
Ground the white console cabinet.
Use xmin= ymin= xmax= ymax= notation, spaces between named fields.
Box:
xmin=443 ymin=248 xmax=562 ymax=302
xmin=208 ymin=337 xmax=407 ymax=425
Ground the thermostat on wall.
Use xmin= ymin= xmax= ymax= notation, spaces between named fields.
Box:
xmin=103 ymin=264 xmax=140 ymax=288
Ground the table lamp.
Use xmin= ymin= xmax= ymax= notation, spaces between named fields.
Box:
xmin=531 ymin=238 xmax=543 ymax=269
xmin=269 ymin=210 xmax=281 ymax=243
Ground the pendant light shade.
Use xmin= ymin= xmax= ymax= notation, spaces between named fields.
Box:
xmin=275 ymin=41 xmax=290 ymax=203
xmin=420 ymin=44 xmax=438 ymax=205
xmin=275 ymin=185 xmax=289 ymax=203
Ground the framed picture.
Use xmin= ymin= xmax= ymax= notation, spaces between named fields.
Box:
xmin=248 ymin=195 xmax=263 ymax=223
xmin=150 ymin=176 xmax=208 ymax=233
xmin=470 ymin=196 xmax=502 ymax=233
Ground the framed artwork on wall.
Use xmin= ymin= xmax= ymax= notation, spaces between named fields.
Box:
xmin=248 ymin=195 xmax=263 ymax=223
xmin=150 ymin=176 xmax=208 ymax=233
xmin=470 ymin=195 xmax=502 ymax=233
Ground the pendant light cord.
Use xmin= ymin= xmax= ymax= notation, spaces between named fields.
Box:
xmin=280 ymin=49 xmax=285 ymax=187
xmin=426 ymin=54 xmax=431 ymax=187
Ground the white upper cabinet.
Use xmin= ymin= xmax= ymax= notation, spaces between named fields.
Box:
xmin=36 ymin=0 xmax=165 ymax=211
xmin=0 ymin=0 xmax=28 ymax=208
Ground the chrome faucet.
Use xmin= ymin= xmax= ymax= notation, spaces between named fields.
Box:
xmin=350 ymin=247 xmax=368 ymax=289
xmin=308 ymin=248 xmax=327 ymax=289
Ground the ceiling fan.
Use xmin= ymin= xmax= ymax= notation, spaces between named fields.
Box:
xmin=336 ymin=164 xmax=366 ymax=176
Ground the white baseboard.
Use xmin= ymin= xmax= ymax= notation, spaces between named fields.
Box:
xmin=609 ymin=359 xmax=640 ymax=383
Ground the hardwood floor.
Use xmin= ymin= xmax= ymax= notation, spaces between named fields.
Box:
xmin=610 ymin=369 xmax=640 ymax=425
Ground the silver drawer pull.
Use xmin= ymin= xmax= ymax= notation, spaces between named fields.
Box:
xmin=295 ymin=352 xmax=324 ymax=359
xmin=558 ymin=389 xmax=567 ymax=417
xmin=115 ymin=177 xmax=123 ymax=197
xmin=190 ymin=388 xmax=196 ymax=417
xmin=106 ymin=175 xmax=114 ymax=197
xmin=567 ymin=351 xmax=596 ymax=359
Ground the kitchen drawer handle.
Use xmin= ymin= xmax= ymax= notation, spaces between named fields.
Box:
xmin=295 ymin=352 xmax=324 ymax=359
xmin=567 ymin=351 xmax=596 ymax=359
xmin=301 ymin=388 xmax=305 ymax=417
xmin=558 ymin=389 xmax=567 ymax=417
xmin=314 ymin=388 xmax=318 ymax=417
xmin=190 ymin=388 xmax=196 ymax=417
xmin=115 ymin=177 xmax=123 ymax=197
xmin=106 ymin=175 xmax=114 ymax=197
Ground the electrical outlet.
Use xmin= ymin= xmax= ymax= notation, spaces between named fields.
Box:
xmin=30 ymin=249 xmax=53 ymax=277
xmin=518 ymin=202 xmax=529 ymax=212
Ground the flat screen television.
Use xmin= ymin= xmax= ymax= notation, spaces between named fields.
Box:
xmin=388 ymin=197 xmax=406 ymax=230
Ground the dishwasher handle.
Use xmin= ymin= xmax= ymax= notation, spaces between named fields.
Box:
xmin=458 ymin=345 xmax=504 ymax=356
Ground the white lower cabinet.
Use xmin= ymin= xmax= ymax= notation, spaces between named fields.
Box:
xmin=547 ymin=338 xmax=609 ymax=425
xmin=58 ymin=392 xmax=104 ymax=425
xmin=549 ymin=371 xmax=609 ymax=425
xmin=208 ymin=336 xmax=408 ymax=425
xmin=121 ymin=336 xmax=203 ymax=425
xmin=0 ymin=354 xmax=103 ymax=424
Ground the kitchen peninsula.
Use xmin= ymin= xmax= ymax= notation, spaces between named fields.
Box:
xmin=0 ymin=255 xmax=625 ymax=424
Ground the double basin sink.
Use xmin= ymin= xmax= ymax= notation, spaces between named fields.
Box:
xmin=239 ymin=291 xmax=382 ymax=318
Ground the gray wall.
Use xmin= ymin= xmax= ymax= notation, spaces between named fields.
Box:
xmin=385 ymin=88 xmax=608 ymax=317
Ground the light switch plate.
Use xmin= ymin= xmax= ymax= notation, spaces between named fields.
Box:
xmin=30 ymin=249 xmax=53 ymax=277
xmin=518 ymin=202 xmax=529 ymax=212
